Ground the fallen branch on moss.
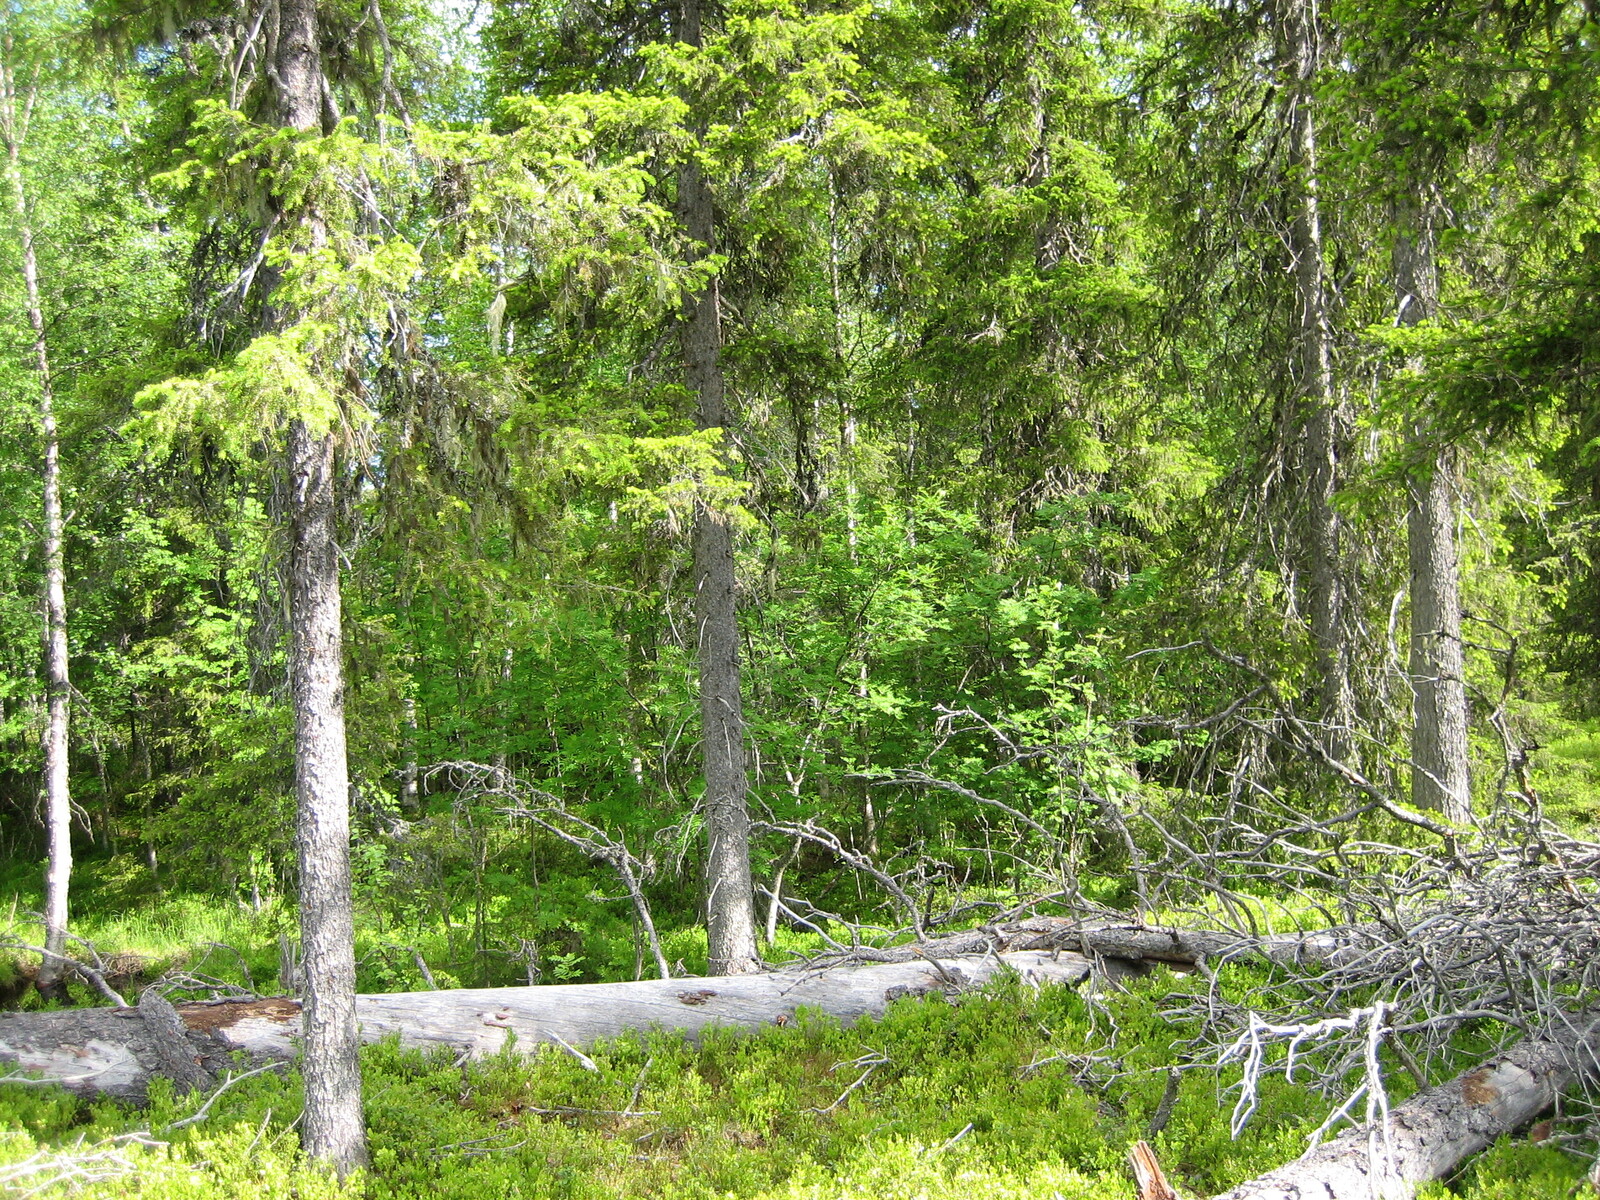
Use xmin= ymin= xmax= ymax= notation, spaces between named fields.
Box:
xmin=1211 ymin=1012 xmax=1600 ymax=1200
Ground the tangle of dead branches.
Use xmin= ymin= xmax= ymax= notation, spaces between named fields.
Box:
xmin=424 ymin=760 xmax=677 ymax=981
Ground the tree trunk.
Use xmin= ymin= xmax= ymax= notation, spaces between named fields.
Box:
xmin=0 ymin=951 xmax=1094 ymax=1099
xmin=274 ymin=0 xmax=368 ymax=1174
xmin=1213 ymin=1015 xmax=1600 ymax=1200
xmin=400 ymin=695 xmax=420 ymax=813
xmin=1282 ymin=0 xmax=1354 ymax=755
xmin=677 ymin=0 xmax=761 ymax=978
xmin=0 ymin=38 xmax=72 ymax=1005
xmin=286 ymin=419 xmax=367 ymax=1173
xmin=1396 ymin=201 xmax=1470 ymax=824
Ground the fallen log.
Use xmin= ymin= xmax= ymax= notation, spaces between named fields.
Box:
xmin=823 ymin=918 xmax=1385 ymax=972
xmin=0 ymin=919 xmax=1393 ymax=1103
xmin=1212 ymin=1015 xmax=1600 ymax=1200
xmin=0 ymin=950 xmax=1093 ymax=1101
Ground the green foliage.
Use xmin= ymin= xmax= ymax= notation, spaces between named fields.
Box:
xmin=0 ymin=972 xmax=1327 ymax=1200
xmin=7 ymin=970 xmax=1591 ymax=1198
xmin=5 ymin=0 xmax=1591 ymax=912
xmin=1417 ymin=1140 xmax=1592 ymax=1200
xmin=4 ymin=0 xmax=1600 ymax=1190
xmin=0 ymin=1115 xmax=359 ymax=1199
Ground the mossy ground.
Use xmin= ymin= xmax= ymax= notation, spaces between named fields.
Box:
xmin=3 ymin=969 xmax=1594 ymax=1199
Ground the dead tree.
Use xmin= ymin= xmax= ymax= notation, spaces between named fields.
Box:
xmin=1213 ymin=1013 xmax=1600 ymax=1200
xmin=0 ymin=949 xmax=1094 ymax=1099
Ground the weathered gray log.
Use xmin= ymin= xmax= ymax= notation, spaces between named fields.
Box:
xmin=0 ymin=951 xmax=1090 ymax=1101
xmin=0 ymin=920 xmax=1386 ymax=1104
xmin=861 ymin=918 xmax=1384 ymax=971
xmin=1213 ymin=1015 xmax=1600 ymax=1200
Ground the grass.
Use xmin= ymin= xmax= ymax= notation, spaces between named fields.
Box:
xmin=3 ymin=967 xmax=1596 ymax=1199
xmin=0 ymin=851 xmax=900 ymax=1003
xmin=4 ymin=844 xmax=1598 ymax=1199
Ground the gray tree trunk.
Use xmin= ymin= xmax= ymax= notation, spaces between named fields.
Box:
xmin=273 ymin=0 xmax=368 ymax=1174
xmin=286 ymin=420 xmax=367 ymax=1174
xmin=1395 ymin=202 xmax=1471 ymax=824
xmin=1282 ymin=0 xmax=1354 ymax=755
xmin=0 ymin=39 xmax=72 ymax=1005
xmin=677 ymin=0 xmax=761 ymax=978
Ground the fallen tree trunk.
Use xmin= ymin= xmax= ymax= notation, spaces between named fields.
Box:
xmin=0 ymin=950 xmax=1092 ymax=1101
xmin=814 ymin=918 xmax=1385 ymax=972
xmin=0 ymin=919 xmax=1395 ymax=1102
xmin=1213 ymin=1015 xmax=1600 ymax=1200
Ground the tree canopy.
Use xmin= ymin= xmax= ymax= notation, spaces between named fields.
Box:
xmin=2 ymin=0 xmax=1600 ymax=1187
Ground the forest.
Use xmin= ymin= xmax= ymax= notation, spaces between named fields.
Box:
xmin=0 ymin=0 xmax=1598 ymax=1194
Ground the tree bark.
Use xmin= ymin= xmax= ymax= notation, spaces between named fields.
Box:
xmin=286 ymin=419 xmax=367 ymax=1173
xmin=0 ymin=951 xmax=1093 ymax=1099
xmin=0 ymin=33 xmax=72 ymax=1005
xmin=273 ymin=0 xmax=368 ymax=1174
xmin=400 ymin=695 xmax=420 ymax=814
xmin=1213 ymin=1015 xmax=1600 ymax=1200
xmin=677 ymin=0 xmax=761 ymax=978
xmin=1395 ymin=201 xmax=1471 ymax=824
xmin=1281 ymin=0 xmax=1354 ymax=755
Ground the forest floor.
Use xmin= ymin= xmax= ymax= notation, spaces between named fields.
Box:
xmin=2 ymin=958 xmax=1590 ymax=1200
xmin=2 ymin=877 xmax=1596 ymax=1199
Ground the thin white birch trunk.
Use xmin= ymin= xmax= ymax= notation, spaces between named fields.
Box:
xmin=0 ymin=29 xmax=72 ymax=1004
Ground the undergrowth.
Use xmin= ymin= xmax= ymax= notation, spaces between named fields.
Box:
xmin=2 ymin=970 xmax=1593 ymax=1199
xmin=0 ymin=858 xmax=1341 ymax=1010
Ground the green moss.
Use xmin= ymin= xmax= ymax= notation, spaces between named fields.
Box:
xmin=6 ymin=970 xmax=1591 ymax=1199
xmin=1418 ymin=1138 xmax=1591 ymax=1200
xmin=0 ymin=969 xmax=1340 ymax=1199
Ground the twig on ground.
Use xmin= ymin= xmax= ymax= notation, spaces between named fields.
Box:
xmin=806 ymin=1049 xmax=889 ymax=1115
xmin=546 ymin=1029 xmax=599 ymax=1072
xmin=163 ymin=1062 xmax=289 ymax=1132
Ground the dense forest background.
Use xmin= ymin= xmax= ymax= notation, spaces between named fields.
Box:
xmin=0 ymin=0 xmax=1597 ymax=996
xmin=3 ymin=0 xmax=1600 ymax=1194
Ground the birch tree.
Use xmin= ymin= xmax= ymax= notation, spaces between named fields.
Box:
xmin=0 ymin=9 xmax=72 ymax=1003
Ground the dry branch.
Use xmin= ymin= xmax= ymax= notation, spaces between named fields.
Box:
xmin=1212 ymin=1013 xmax=1600 ymax=1200
xmin=425 ymin=761 xmax=673 ymax=980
